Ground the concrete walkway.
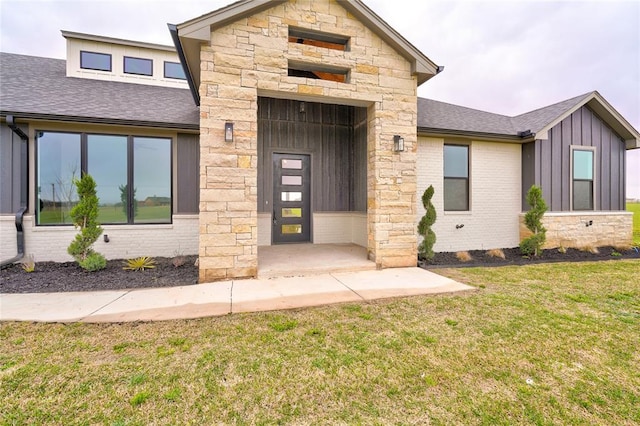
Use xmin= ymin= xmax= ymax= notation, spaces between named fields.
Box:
xmin=0 ymin=267 xmax=474 ymax=323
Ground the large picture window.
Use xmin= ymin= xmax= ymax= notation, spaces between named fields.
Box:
xmin=36 ymin=131 xmax=172 ymax=225
xmin=572 ymin=148 xmax=595 ymax=210
xmin=444 ymin=144 xmax=469 ymax=211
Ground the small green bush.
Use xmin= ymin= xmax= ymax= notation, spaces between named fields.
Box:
xmin=79 ymin=252 xmax=107 ymax=271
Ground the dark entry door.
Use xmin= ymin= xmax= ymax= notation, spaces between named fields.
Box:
xmin=273 ymin=153 xmax=311 ymax=244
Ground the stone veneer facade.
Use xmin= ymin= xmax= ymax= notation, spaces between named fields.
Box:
xmin=198 ymin=0 xmax=419 ymax=282
xmin=519 ymin=211 xmax=633 ymax=249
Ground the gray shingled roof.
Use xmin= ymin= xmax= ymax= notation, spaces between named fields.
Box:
xmin=1 ymin=52 xmax=610 ymax=141
xmin=418 ymin=92 xmax=595 ymax=138
xmin=0 ymin=52 xmax=199 ymax=129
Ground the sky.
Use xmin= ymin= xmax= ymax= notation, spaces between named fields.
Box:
xmin=1 ymin=0 xmax=638 ymax=198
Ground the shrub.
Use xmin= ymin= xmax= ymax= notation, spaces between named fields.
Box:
xmin=21 ymin=255 xmax=35 ymax=273
xmin=456 ymin=251 xmax=472 ymax=262
xmin=79 ymin=252 xmax=107 ymax=271
xmin=520 ymin=185 xmax=547 ymax=256
xmin=417 ymin=185 xmax=437 ymax=260
xmin=487 ymin=249 xmax=506 ymax=259
xmin=67 ymin=174 xmax=105 ymax=271
xmin=123 ymin=257 xmax=156 ymax=272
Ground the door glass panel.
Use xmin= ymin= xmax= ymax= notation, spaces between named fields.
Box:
xmin=282 ymin=175 xmax=302 ymax=185
xmin=282 ymin=208 xmax=302 ymax=218
xmin=281 ymin=192 xmax=302 ymax=201
xmin=282 ymin=159 xmax=302 ymax=169
xmin=282 ymin=224 xmax=302 ymax=234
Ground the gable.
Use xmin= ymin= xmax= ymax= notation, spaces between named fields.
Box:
xmin=172 ymin=0 xmax=439 ymax=104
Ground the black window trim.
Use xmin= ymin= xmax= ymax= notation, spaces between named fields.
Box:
xmin=35 ymin=130 xmax=173 ymax=226
xmin=123 ymin=56 xmax=154 ymax=77
xmin=443 ymin=143 xmax=470 ymax=212
xmin=80 ymin=50 xmax=112 ymax=72
xmin=571 ymin=146 xmax=596 ymax=211
xmin=163 ymin=61 xmax=187 ymax=80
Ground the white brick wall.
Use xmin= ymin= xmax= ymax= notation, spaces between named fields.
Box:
xmin=417 ymin=137 xmax=522 ymax=252
xmin=1 ymin=214 xmax=198 ymax=263
xmin=257 ymin=213 xmax=271 ymax=246
xmin=313 ymin=212 xmax=367 ymax=246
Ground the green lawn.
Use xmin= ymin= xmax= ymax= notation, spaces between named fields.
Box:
xmin=628 ymin=202 xmax=640 ymax=245
xmin=1 ymin=261 xmax=639 ymax=424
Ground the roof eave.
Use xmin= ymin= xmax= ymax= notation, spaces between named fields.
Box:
xmin=340 ymin=0 xmax=438 ymax=85
xmin=0 ymin=111 xmax=200 ymax=132
xmin=418 ymin=127 xmax=533 ymax=143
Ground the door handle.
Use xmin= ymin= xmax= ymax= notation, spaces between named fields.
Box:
xmin=273 ymin=209 xmax=277 ymax=225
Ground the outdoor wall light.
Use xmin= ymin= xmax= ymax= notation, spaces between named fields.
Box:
xmin=224 ymin=122 xmax=234 ymax=142
xmin=393 ymin=135 xmax=404 ymax=152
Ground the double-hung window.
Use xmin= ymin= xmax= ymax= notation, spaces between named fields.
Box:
xmin=572 ymin=147 xmax=595 ymax=210
xmin=444 ymin=144 xmax=470 ymax=211
xmin=36 ymin=131 xmax=172 ymax=225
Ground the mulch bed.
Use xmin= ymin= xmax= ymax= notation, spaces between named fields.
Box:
xmin=1 ymin=247 xmax=638 ymax=294
xmin=0 ymin=256 xmax=198 ymax=294
xmin=421 ymin=246 xmax=640 ymax=269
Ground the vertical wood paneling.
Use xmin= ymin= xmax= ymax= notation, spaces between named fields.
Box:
xmin=600 ymin=124 xmax=610 ymax=209
xmin=257 ymin=97 xmax=366 ymax=213
xmin=176 ymin=133 xmax=200 ymax=213
xmin=521 ymin=142 xmax=535 ymax=210
xmin=0 ymin=124 xmax=25 ymax=214
xmin=550 ymin=125 xmax=563 ymax=210
xmin=530 ymin=105 xmax=626 ymax=212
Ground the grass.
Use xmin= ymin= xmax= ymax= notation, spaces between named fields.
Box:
xmin=628 ymin=202 xmax=640 ymax=245
xmin=39 ymin=205 xmax=170 ymax=225
xmin=1 ymin=261 xmax=639 ymax=424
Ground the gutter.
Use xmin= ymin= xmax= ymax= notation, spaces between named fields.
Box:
xmin=417 ymin=127 xmax=536 ymax=143
xmin=168 ymin=24 xmax=200 ymax=106
xmin=1 ymin=116 xmax=28 ymax=268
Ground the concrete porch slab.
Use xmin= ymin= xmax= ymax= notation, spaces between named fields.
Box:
xmin=258 ymin=243 xmax=375 ymax=278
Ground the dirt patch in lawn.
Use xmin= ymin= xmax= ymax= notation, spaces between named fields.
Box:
xmin=1 ymin=256 xmax=198 ymax=294
xmin=422 ymin=246 xmax=639 ymax=269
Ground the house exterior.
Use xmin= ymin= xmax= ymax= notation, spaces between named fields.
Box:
xmin=1 ymin=0 xmax=638 ymax=280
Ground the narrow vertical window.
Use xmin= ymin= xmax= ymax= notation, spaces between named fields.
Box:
xmin=444 ymin=144 xmax=469 ymax=211
xmin=36 ymin=132 xmax=81 ymax=225
xmin=573 ymin=149 xmax=594 ymax=210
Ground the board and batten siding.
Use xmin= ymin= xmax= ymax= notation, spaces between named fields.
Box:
xmin=522 ymin=105 xmax=626 ymax=211
xmin=176 ymin=132 xmax=199 ymax=214
xmin=0 ymin=123 xmax=27 ymax=214
xmin=257 ymin=97 xmax=366 ymax=213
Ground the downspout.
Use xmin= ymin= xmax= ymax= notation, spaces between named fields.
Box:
xmin=1 ymin=115 xmax=28 ymax=268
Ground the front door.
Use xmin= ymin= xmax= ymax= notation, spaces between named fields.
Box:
xmin=272 ymin=153 xmax=311 ymax=244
